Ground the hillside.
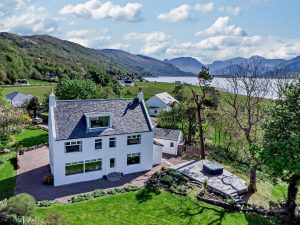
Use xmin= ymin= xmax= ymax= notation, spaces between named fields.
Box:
xmin=164 ymin=57 xmax=203 ymax=74
xmin=0 ymin=32 xmax=191 ymax=84
xmin=167 ymin=55 xmax=300 ymax=76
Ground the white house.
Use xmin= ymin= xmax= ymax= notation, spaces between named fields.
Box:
xmin=153 ymin=128 xmax=184 ymax=156
xmin=5 ymin=92 xmax=33 ymax=108
xmin=48 ymin=91 xmax=161 ymax=186
xmin=145 ymin=92 xmax=178 ymax=116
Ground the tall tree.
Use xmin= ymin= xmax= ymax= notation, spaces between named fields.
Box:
xmin=55 ymin=79 xmax=111 ymax=100
xmin=221 ymin=60 xmax=272 ymax=193
xmin=174 ymin=66 xmax=219 ymax=159
xmin=260 ymin=75 xmax=300 ymax=220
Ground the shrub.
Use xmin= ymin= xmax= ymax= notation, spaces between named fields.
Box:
xmin=92 ymin=189 xmax=106 ymax=198
xmin=225 ymin=198 xmax=236 ymax=205
xmin=106 ymin=189 xmax=117 ymax=195
xmin=123 ymin=185 xmax=140 ymax=192
xmin=36 ymin=200 xmax=53 ymax=207
xmin=5 ymin=194 xmax=36 ymax=217
xmin=39 ymin=113 xmax=48 ymax=122
xmin=0 ymin=199 xmax=7 ymax=211
xmin=160 ymin=175 xmax=173 ymax=186
xmin=71 ymin=194 xmax=92 ymax=203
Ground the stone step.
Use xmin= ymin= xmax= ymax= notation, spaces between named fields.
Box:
xmin=105 ymin=172 xmax=123 ymax=181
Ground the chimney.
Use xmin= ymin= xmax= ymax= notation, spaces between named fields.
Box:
xmin=49 ymin=88 xmax=56 ymax=108
xmin=137 ymin=88 xmax=144 ymax=103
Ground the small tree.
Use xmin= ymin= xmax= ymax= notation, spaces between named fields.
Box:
xmin=5 ymin=193 xmax=36 ymax=217
xmin=260 ymin=75 xmax=300 ymax=219
xmin=26 ymin=96 xmax=41 ymax=117
xmin=174 ymin=67 xmax=219 ymax=159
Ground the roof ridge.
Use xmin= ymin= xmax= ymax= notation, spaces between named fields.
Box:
xmin=56 ymin=98 xmax=135 ymax=102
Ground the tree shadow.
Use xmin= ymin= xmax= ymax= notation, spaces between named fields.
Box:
xmin=135 ymin=185 xmax=161 ymax=204
xmin=17 ymin=133 xmax=48 ymax=148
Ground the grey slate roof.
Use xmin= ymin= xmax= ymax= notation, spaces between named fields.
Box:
xmin=5 ymin=92 xmax=32 ymax=107
xmin=54 ymin=98 xmax=152 ymax=141
xmin=154 ymin=128 xmax=181 ymax=141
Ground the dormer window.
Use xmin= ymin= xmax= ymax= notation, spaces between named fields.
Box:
xmin=85 ymin=113 xmax=112 ymax=129
xmin=90 ymin=116 xmax=110 ymax=128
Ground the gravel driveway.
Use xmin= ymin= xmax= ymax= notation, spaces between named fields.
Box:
xmin=15 ymin=147 xmax=164 ymax=202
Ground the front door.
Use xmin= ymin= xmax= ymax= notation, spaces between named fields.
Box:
xmin=108 ymin=158 xmax=116 ymax=172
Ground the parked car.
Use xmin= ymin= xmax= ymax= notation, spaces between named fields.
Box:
xmin=32 ymin=117 xmax=43 ymax=124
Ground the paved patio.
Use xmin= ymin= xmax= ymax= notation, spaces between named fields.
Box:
xmin=16 ymin=147 xmax=164 ymax=202
xmin=172 ymin=160 xmax=248 ymax=197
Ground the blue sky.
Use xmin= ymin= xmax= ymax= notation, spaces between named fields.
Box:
xmin=0 ymin=0 xmax=299 ymax=63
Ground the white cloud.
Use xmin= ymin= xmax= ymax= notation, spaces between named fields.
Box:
xmin=108 ymin=43 xmax=130 ymax=50
xmin=157 ymin=4 xmax=191 ymax=22
xmin=194 ymin=2 xmax=214 ymax=13
xmin=0 ymin=5 xmax=58 ymax=34
xmin=60 ymin=0 xmax=143 ymax=22
xmin=219 ymin=6 xmax=241 ymax=16
xmin=195 ymin=16 xmax=246 ymax=36
xmin=124 ymin=31 xmax=171 ymax=54
xmin=66 ymin=29 xmax=111 ymax=48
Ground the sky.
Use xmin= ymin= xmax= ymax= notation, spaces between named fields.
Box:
xmin=0 ymin=0 xmax=300 ymax=64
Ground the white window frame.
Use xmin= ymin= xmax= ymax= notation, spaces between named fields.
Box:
xmin=65 ymin=161 xmax=84 ymax=176
xmin=127 ymin=152 xmax=141 ymax=166
xmin=85 ymin=112 xmax=112 ymax=130
xmin=109 ymin=137 xmax=116 ymax=148
xmin=65 ymin=141 xmax=82 ymax=153
xmin=95 ymin=139 xmax=102 ymax=150
xmin=84 ymin=158 xmax=102 ymax=173
xmin=127 ymin=134 xmax=141 ymax=145
xmin=170 ymin=142 xmax=174 ymax=147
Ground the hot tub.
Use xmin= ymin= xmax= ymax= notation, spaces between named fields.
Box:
xmin=203 ymin=162 xmax=223 ymax=175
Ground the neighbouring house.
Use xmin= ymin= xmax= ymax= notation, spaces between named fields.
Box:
xmin=118 ymin=77 xmax=134 ymax=87
xmin=16 ymin=79 xmax=29 ymax=85
xmin=146 ymin=92 xmax=178 ymax=116
xmin=154 ymin=128 xmax=184 ymax=156
xmin=5 ymin=92 xmax=33 ymax=108
xmin=48 ymin=91 xmax=162 ymax=186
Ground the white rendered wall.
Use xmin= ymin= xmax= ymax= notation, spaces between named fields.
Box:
xmin=146 ymin=96 xmax=167 ymax=109
xmin=153 ymin=144 xmax=162 ymax=165
xmin=52 ymin=131 xmax=154 ymax=186
xmin=153 ymin=138 xmax=178 ymax=155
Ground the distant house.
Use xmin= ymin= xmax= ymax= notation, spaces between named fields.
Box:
xmin=16 ymin=79 xmax=29 ymax=85
xmin=146 ymin=92 xmax=178 ymax=116
xmin=47 ymin=73 xmax=58 ymax=82
xmin=48 ymin=91 xmax=163 ymax=186
xmin=118 ymin=77 xmax=134 ymax=87
xmin=154 ymin=128 xmax=184 ymax=155
xmin=5 ymin=92 xmax=33 ymax=108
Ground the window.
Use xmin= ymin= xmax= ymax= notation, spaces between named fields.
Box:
xmin=170 ymin=142 xmax=174 ymax=147
xmin=90 ymin=116 xmax=110 ymax=128
xmin=127 ymin=135 xmax=141 ymax=145
xmin=85 ymin=159 xmax=102 ymax=172
xmin=127 ymin=153 xmax=141 ymax=165
xmin=65 ymin=161 xmax=84 ymax=176
xmin=109 ymin=137 xmax=116 ymax=148
xmin=65 ymin=141 xmax=82 ymax=153
xmin=110 ymin=158 xmax=115 ymax=168
xmin=95 ymin=139 xmax=102 ymax=150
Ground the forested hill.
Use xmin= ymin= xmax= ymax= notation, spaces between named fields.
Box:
xmin=0 ymin=32 xmax=191 ymax=84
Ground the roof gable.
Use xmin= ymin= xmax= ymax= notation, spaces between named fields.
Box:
xmin=155 ymin=92 xmax=178 ymax=105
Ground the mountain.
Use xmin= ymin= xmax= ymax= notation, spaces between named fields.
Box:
xmin=206 ymin=56 xmax=287 ymax=75
xmin=164 ymin=57 xmax=203 ymax=74
xmin=0 ymin=32 xmax=191 ymax=84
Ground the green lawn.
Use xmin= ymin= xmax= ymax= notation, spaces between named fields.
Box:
xmin=0 ymin=152 xmax=17 ymax=200
xmin=15 ymin=126 xmax=48 ymax=148
xmin=36 ymin=189 xmax=278 ymax=225
xmin=2 ymin=85 xmax=54 ymax=98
